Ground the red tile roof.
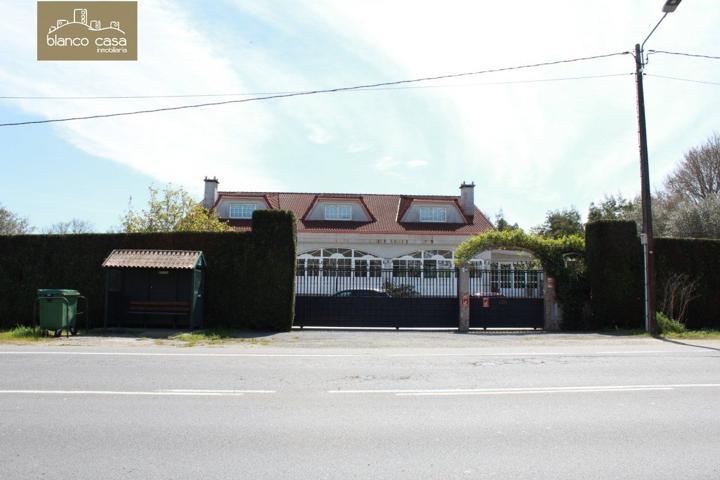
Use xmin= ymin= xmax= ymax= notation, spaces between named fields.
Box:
xmin=217 ymin=192 xmax=494 ymax=236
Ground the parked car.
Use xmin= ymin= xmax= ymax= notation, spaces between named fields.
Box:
xmin=470 ymin=291 xmax=506 ymax=298
xmin=333 ymin=289 xmax=391 ymax=298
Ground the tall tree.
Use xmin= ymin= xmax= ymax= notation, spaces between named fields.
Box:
xmin=665 ymin=132 xmax=720 ymax=204
xmin=121 ymin=185 xmax=231 ymax=233
xmin=587 ymin=194 xmax=634 ymax=222
xmin=44 ymin=219 xmax=94 ymax=234
xmin=494 ymin=210 xmax=521 ymax=232
xmin=533 ymin=207 xmax=584 ymax=239
xmin=589 ymin=133 xmax=720 ymax=239
xmin=667 ymin=193 xmax=720 ymax=239
xmin=0 ymin=204 xmax=33 ymax=235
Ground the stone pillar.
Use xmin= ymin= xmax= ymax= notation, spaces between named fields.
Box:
xmin=544 ymin=275 xmax=562 ymax=331
xmin=457 ymin=266 xmax=470 ymax=332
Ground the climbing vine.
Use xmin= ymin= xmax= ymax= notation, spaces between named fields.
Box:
xmin=454 ymin=229 xmax=584 ymax=278
xmin=454 ymin=230 xmax=588 ymax=329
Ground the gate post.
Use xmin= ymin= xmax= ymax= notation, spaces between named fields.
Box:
xmin=457 ymin=266 xmax=470 ymax=333
xmin=543 ymin=275 xmax=562 ymax=331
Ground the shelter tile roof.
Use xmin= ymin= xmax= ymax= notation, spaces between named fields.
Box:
xmin=102 ymin=250 xmax=203 ymax=269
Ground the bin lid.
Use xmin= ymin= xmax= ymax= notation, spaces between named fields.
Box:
xmin=37 ymin=289 xmax=81 ymax=297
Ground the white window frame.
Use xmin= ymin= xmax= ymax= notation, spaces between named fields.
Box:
xmin=419 ymin=206 xmax=447 ymax=223
xmin=229 ymin=202 xmax=255 ymax=219
xmin=324 ymin=204 xmax=353 ymax=221
xmin=296 ymin=249 xmax=382 ymax=278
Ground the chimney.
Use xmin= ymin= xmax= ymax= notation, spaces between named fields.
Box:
xmin=459 ymin=181 xmax=475 ymax=217
xmin=203 ymin=176 xmax=219 ymax=209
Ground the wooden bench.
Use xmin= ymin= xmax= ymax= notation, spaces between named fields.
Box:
xmin=127 ymin=301 xmax=192 ymax=328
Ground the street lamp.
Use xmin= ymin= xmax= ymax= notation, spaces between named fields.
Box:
xmin=662 ymin=0 xmax=681 ymax=13
xmin=635 ymin=0 xmax=681 ymax=335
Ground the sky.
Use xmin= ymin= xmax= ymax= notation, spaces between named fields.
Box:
xmin=1 ymin=0 xmax=719 ymax=232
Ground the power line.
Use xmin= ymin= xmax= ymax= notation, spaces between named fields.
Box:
xmin=0 ymin=72 xmax=633 ymax=101
xmin=0 ymin=51 xmax=630 ymax=127
xmin=645 ymin=73 xmax=720 ymax=86
xmin=0 ymin=91 xmax=298 ymax=100
xmin=647 ymin=49 xmax=720 ymax=60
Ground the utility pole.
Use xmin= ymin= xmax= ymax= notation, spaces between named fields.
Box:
xmin=634 ymin=42 xmax=656 ymax=335
xmin=634 ymin=0 xmax=681 ymax=335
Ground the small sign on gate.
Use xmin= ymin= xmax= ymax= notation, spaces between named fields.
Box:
xmin=482 ymin=297 xmax=490 ymax=308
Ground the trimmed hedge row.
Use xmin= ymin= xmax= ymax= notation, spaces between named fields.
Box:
xmin=585 ymin=221 xmax=644 ymax=330
xmin=0 ymin=210 xmax=297 ymax=331
xmin=586 ymin=221 xmax=720 ymax=330
xmin=655 ymin=238 xmax=720 ymax=329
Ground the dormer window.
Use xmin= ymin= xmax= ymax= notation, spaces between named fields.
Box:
xmin=419 ymin=206 xmax=447 ymax=223
xmin=229 ymin=202 xmax=255 ymax=219
xmin=324 ymin=204 xmax=352 ymax=221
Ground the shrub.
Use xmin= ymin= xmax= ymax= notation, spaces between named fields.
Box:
xmin=656 ymin=312 xmax=686 ymax=334
xmin=7 ymin=325 xmax=42 ymax=338
xmin=655 ymin=238 xmax=720 ymax=329
xmin=659 ymin=273 xmax=699 ymax=325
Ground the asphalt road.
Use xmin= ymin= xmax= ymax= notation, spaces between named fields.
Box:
xmin=1 ymin=333 xmax=719 ymax=479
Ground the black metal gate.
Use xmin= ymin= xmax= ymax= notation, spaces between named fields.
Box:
xmin=294 ymin=267 xmax=457 ymax=328
xmin=294 ymin=267 xmax=544 ymax=329
xmin=468 ymin=269 xmax=544 ymax=329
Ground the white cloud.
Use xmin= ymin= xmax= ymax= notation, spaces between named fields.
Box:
xmin=3 ymin=0 xmax=720 ymax=229
xmin=304 ymin=0 xmax=720 ymax=227
xmin=347 ymin=142 xmax=371 ymax=153
xmin=307 ymin=124 xmax=333 ymax=144
xmin=373 ymin=156 xmax=429 ymax=179
xmin=373 ymin=155 xmax=400 ymax=173
xmin=0 ymin=0 xmax=279 ymax=195
xmin=406 ymin=159 xmax=428 ymax=168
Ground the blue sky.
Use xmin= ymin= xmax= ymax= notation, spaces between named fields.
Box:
xmin=1 ymin=0 xmax=719 ymax=232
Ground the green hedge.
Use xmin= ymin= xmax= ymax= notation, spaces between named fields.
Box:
xmin=655 ymin=238 xmax=720 ymax=329
xmin=245 ymin=210 xmax=297 ymax=330
xmin=585 ymin=221 xmax=644 ymax=330
xmin=0 ymin=210 xmax=297 ymax=331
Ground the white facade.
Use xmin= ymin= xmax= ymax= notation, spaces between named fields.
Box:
xmin=295 ymin=232 xmax=537 ymax=297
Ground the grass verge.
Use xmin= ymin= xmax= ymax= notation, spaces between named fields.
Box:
xmin=166 ymin=330 xmax=271 ymax=347
xmin=656 ymin=313 xmax=720 ymax=339
xmin=0 ymin=325 xmax=44 ymax=343
xmin=661 ymin=330 xmax=720 ymax=340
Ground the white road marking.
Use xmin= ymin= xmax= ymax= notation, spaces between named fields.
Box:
xmin=0 ymin=350 xmax=712 ymax=358
xmin=387 ymin=350 xmax=697 ymax=357
xmin=328 ymin=383 xmax=720 ymax=396
xmin=397 ymin=387 xmax=675 ymax=396
xmin=0 ymin=351 xmax=363 ymax=358
xmin=163 ymin=389 xmax=275 ymax=393
xmin=0 ymin=389 xmax=275 ymax=396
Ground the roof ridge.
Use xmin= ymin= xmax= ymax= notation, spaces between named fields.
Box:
xmin=218 ymin=191 xmax=461 ymax=198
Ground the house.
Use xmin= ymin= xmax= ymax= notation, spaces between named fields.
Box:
xmin=203 ymin=177 xmax=534 ymax=291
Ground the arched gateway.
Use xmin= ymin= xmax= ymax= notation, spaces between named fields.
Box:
xmin=455 ymin=230 xmax=584 ymax=331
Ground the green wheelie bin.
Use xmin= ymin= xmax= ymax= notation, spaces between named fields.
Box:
xmin=36 ymin=289 xmax=84 ymax=337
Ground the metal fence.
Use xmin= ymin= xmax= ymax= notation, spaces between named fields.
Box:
xmin=469 ymin=269 xmax=544 ymax=299
xmin=295 ymin=267 xmax=543 ymax=299
xmin=296 ymin=268 xmax=457 ymax=297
